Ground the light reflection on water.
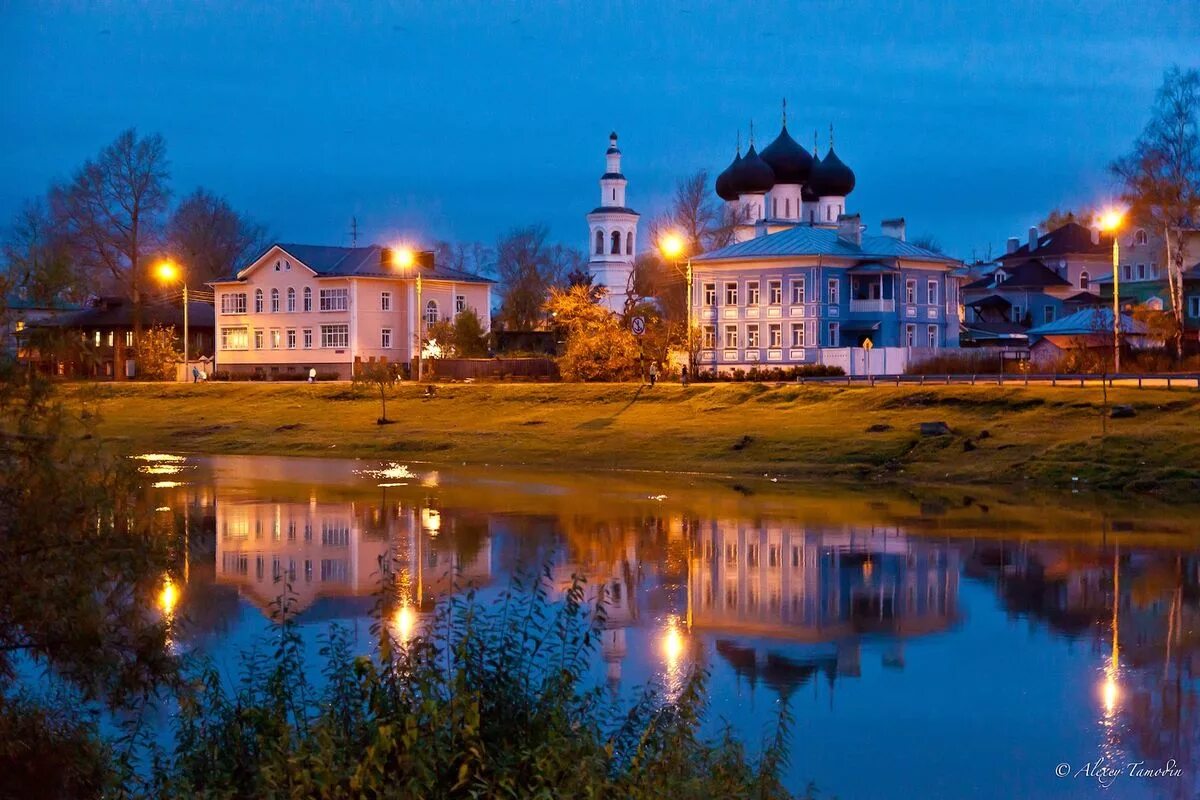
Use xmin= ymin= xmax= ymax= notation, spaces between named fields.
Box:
xmin=154 ymin=454 xmax=1198 ymax=800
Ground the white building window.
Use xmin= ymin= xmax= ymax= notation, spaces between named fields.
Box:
xmin=905 ymin=279 xmax=916 ymax=304
xmin=768 ymin=323 xmax=781 ymax=348
xmin=746 ymin=323 xmax=760 ymax=348
xmin=827 ymin=321 xmax=840 ymax=347
xmin=455 ymin=295 xmax=466 ymax=314
xmin=768 ymin=280 xmax=782 ymax=305
xmin=1123 ymin=265 xmax=1132 ymax=281
xmin=746 ymin=281 xmax=760 ymax=305
xmin=702 ymin=325 xmax=715 ymax=349
xmin=221 ymin=292 xmax=247 ymax=314
xmin=926 ymin=279 xmax=938 ymax=305
xmin=254 ymin=329 xmax=264 ymax=349
xmin=321 ymin=324 xmax=349 ymax=348
xmin=381 ymin=328 xmax=392 ymax=348
xmin=381 ymin=291 xmax=392 ymax=311
xmin=220 ymin=327 xmax=248 ymax=350
xmin=791 ymin=323 xmax=805 ymax=347
xmin=125 ymin=331 xmax=133 ymax=347
xmin=1134 ymin=229 xmax=1148 ymax=245
xmin=287 ymin=329 xmax=297 ymax=349
xmin=287 ymin=287 xmax=296 ymax=312
xmin=625 ymin=231 xmax=633 ymax=255
xmin=424 ymin=300 xmax=439 ymax=325
xmin=905 ymin=324 xmax=915 ymax=347
xmin=319 ymin=288 xmax=348 ymax=312
xmin=270 ymin=329 xmax=281 ymax=349
xmin=1080 ymin=270 xmax=1090 ymax=290
xmin=303 ymin=328 xmax=313 ymax=349
xmin=254 ymin=289 xmax=264 ymax=313
xmin=791 ymin=277 xmax=806 ymax=304
xmin=927 ymin=325 xmax=938 ymax=348
xmin=724 ymin=324 xmax=738 ymax=348
xmin=595 ymin=230 xmax=604 ymax=255
xmin=270 ymin=288 xmax=280 ymax=312
xmin=1136 ymin=264 xmax=1146 ymax=280
xmin=724 ymin=282 xmax=738 ymax=306
xmin=827 ymin=278 xmax=839 ymax=305
xmin=303 ymin=287 xmax=312 ymax=312
xmin=703 ymin=283 xmax=716 ymax=306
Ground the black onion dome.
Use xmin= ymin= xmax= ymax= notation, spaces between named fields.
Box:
xmin=715 ymin=151 xmax=742 ymax=201
xmin=729 ymin=144 xmax=775 ymax=194
xmin=760 ymin=125 xmax=813 ymax=184
xmin=809 ymin=147 xmax=855 ymax=196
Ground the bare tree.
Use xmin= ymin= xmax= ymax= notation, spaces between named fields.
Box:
xmin=2 ymin=199 xmax=77 ymax=304
xmin=1037 ymin=208 xmax=1091 ymax=233
xmin=493 ymin=225 xmax=578 ymax=330
xmin=50 ymin=129 xmax=171 ymax=356
xmin=166 ymin=188 xmax=269 ymax=287
xmin=909 ymin=234 xmax=945 ymax=254
xmin=1112 ymin=66 xmax=1200 ymax=357
xmin=433 ymin=239 xmax=493 ymax=278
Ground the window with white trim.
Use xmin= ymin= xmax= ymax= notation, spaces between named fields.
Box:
xmin=253 ymin=329 xmax=263 ymax=349
xmin=790 ymin=322 xmax=805 ymax=347
xmin=424 ymin=300 xmax=438 ymax=325
xmin=254 ymin=289 xmax=264 ymax=313
xmin=455 ymin=295 xmax=466 ymax=314
xmin=724 ymin=282 xmax=738 ymax=306
xmin=381 ymin=328 xmax=392 ymax=348
xmin=703 ymin=283 xmax=716 ymax=306
xmin=287 ymin=329 xmax=297 ymax=349
xmin=303 ymin=287 xmax=312 ymax=312
xmin=270 ymin=288 xmax=280 ymax=312
xmin=905 ymin=279 xmax=916 ymax=304
xmin=220 ymin=327 xmax=248 ymax=350
xmin=768 ymin=323 xmax=782 ymax=348
xmin=791 ymin=277 xmax=806 ymax=304
xmin=270 ymin=329 xmax=281 ymax=349
xmin=827 ymin=321 xmax=840 ymax=347
xmin=746 ymin=323 xmax=760 ymax=348
xmin=927 ymin=325 xmax=938 ymax=348
xmin=926 ymin=279 xmax=938 ymax=305
xmin=1080 ymin=270 xmax=1090 ymax=290
xmin=768 ymin=280 xmax=782 ymax=305
xmin=746 ymin=281 xmax=760 ymax=305
xmin=827 ymin=278 xmax=839 ymax=305
xmin=303 ymin=328 xmax=313 ymax=349
xmin=702 ymin=325 xmax=715 ymax=349
xmin=905 ymin=324 xmax=915 ymax=347
xmin=287 ymin=287 xmax=296 ymax=312
xmin=319 ymin=288 xmax=349 ymax=312
xmin=724 ymin=324 xmax=738 ymax=348
xmin=321 ymin=324 xmax=349 ymax=348
xmin=1134 ymin=229 xmax=1148 ymax=245
xmin=221 ymin=292 xmax=247 ymax=314
xmin=381 ymin=291 xmax=392 ymax=311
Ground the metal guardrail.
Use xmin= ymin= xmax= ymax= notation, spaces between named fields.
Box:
xmin=794 ymin=373 xmax=1200 ymax=388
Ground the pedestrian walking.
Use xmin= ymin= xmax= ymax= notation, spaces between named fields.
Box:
xmin=191 ymin=366 xmax=200 ymax=383
xmin=648 ymin=361 xmax=659 ymax=387
xmin=308 ymin=367 xmax=317 ymax=383
xmin=680 ymin=365 xmax=689 ymax=387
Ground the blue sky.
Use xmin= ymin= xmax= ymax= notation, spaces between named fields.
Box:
xmin=2 ymin=1 xmax=1197 ymax=263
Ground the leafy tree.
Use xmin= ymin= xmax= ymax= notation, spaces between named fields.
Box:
xmin=909 ymin=234 xmax=944 ymax=254
xmin=452 ymin=307 xmax=488 ymax=357
xmin=546 ymin=285 xmax=639 ymax=381
xmin=50 ymin=129 xmax=171 ymax=361
xmin=137 ymin=324 xmax=183 ymax=381
xmin=166 ymin=188 xmax=269 ymax=286
xmin=1112 ymin=66 xmax=1200 ymax=357
xmin=494 ymin=225 xmax=581 ymax=330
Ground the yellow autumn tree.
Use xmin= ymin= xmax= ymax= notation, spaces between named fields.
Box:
xmin=545 ymin=285 xmax=639 ymax=381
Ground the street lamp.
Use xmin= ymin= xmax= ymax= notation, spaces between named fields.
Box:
xmin=390 ymin=246 xmax=425 ymax=381
xmin=1099 ymin=209 xmax=1124 ymax=373
xmin=657 ymin=232 xmax=694 ymax=372
xmin=155 ymin=260 xmax=188 ymax=377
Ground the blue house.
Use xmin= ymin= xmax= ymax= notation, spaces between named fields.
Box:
xmin=689 ymin=216 xmax=962 ymax=373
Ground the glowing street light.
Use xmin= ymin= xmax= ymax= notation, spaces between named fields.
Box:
xmin=657 ymin=232 xmax=694 ymax=373
xmin=1099 ymin=209 xmax=1124 ymax=373
xmin=159 ymin=575 xmax=179 ymax=617
xmin=390 ymin=245 xmax=427 ymax=381
xmin=155 ymin=259 xmax=189 ymax=375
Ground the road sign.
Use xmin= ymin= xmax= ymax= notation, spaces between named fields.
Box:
xmin=863 ymin=338 xmax=874 ymax=350
xmin=631 ymin=316 xmax=646 ymax=336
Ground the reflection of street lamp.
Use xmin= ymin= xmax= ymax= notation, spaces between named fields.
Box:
xmin=155 ymin=260 xmax=188 ymax=373
xmin=390 ymin=246 xmax=428 ymax=381
xmin=159 ymin=575 xmax=179 ymax=618
xmin=1099 ymin=210 xmax=1124 ymax=373
xmin=658 ymin=233 xmax=693 ymax=371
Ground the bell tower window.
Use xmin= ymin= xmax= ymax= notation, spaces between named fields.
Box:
xmin=611 ymin=231 xmax=621 ymax=254
xmin=625 ymin=231 xmax=633 ymax=255
xmin=595 ymin=230 xmax=604 ymax=255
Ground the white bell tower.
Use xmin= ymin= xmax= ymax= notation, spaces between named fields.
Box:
xmin=586 ymin=132 xmax=639 ymax=313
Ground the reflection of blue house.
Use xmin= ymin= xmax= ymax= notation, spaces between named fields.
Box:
xmin=690 ymin=220 xmax=962 ymax=371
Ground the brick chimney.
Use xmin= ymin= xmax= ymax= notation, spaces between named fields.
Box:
xmin=880 ymin=217 xmax=906 ymax=241
xmin=837 ymin=213 xmax=862 ymax=247
xmin=1006 ymin=237 xmax=1020 ymax=254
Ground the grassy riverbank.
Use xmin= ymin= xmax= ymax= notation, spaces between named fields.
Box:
xmin=67 ymin=380 xmax=1200 ymax=499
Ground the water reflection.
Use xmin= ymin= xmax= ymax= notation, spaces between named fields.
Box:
xmin=152 ymin=455 xmax=1199 ymax=800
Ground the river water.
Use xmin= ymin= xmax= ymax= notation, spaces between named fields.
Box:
xmin=142 ymin=453 xmax=1199 ymax=800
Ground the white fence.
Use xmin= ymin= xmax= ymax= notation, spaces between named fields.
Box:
xmin=819 ymin=347 xmax=922 ymax=376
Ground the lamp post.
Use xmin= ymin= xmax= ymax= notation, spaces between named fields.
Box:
xmin=155 ymin=260 xmax=188 ymax=377
xmin=392 ymin=247 xmax=427 ymax=381
xmin=1099 ymin=210 xmax=1124 ymax=374
xmin=658 ymin=233 xmax=693 ymax=372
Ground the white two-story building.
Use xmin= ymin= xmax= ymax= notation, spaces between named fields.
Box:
xmin=210 ymin=243 xmax=492 ymax=379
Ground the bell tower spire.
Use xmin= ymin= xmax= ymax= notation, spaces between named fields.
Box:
xmin=586 ymin=131 xmax=640 ymax=313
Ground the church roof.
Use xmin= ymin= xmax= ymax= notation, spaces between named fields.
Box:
xmin=760 ymin=124 xmax=814 ymax=184
xmin=693 ymin=225 xmax=957 ymax=264
xmin=715 ymin=150 xmax=742 ymax=202
xmin=728 ymin=144 xmax=775 ymax=194
xmin=588 ymin=206 xmax=639 ymax=216
xmin=809 ymin=147 xmax=855 ymax=197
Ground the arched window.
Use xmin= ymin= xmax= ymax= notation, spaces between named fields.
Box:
xmin=611 ymin=231 xmax=621 ymax=254
xmin=303 ymin=287 xmax=312 ymax=312
xmin=270 ymin=288 xmax=280 ymax=312
xmin=1134 ymin=229 xmax=1148 ymax=245
xmin=424 ymin=300 xmax=438 ymax=325
xmin=254 ymin=289 xmax=263 ymax=313
xmin=1079 ymin=270 xmax=1090 ymax=290
xmin=785 ymin=198 xmax=791 ymax=217
xmin=595 ymin=230 xmax=604 ymax=255
xmin=286 ymin=287 xmax=296 ymax=312
xmin=625 ymin=231 xmax=633 ymax=255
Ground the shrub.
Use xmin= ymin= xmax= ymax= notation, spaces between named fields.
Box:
xmin=906 ymin=350 xmax=1006 ymax=375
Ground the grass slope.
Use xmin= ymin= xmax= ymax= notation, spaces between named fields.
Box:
xmin=69 ymin=381 xmax=1200 ymax=499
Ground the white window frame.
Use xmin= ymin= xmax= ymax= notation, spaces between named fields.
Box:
xmin=286 ymin=328 xmax=297 ymax=349
xmin=768 ymin=280 xmax=782 ymax=305
xmin=220 ymin=326 xmax=248 ymax=350
xmin=768 ymin=323 xmax=782 ymax=348
xmin=791 ymin=277 xmax=806 ymax=304
xmin=320 ymin=323 xmax=349 ymax=349
xmin=724 ymin=324 xmax=738 ymax=348
xmin=381 ymin=291 xmax=392 ymax=312
xmin=254 ymin=289 xmax=264 ymax=313
xmin=253 ymin=328 xmax=264 ymax=349
xmin=221 ymin=292 xmax=247 ymax=315
xmin=791 ymin=322 xmax=805 ymax=348
xmin=724 ymin=282 xmax=739 ymax=306
xmin=905 ymin=279 xmax=916 ymax=304
xmin=927 ymin=325 xmax=938 ymax=348
xmin=746 ymin=323 xmax=760 ymax=348
xmin=926 ymin=279 xmax=938 ymax=305
xmin=827 ymin=278 xmax=839 ymax=305
xmin=381 ymin=327 xmax=392 ymax=348
xmin=827 ymin=321 xmax=840 ymax=347
xmin=286 ymin=287 xmax=296 ymax=312
xmin=702 ymin=325 xmax=715 ymax=349
xmin=455 ymin=294 xmax=466 ymax=314
xmin=302 ymin=328 xmax=313 ymax=349
xmin=303 ymin=287 xmax=312 ymax=312
xmin=746 ymin=281 xmax=760 ymax=306
xmin=270 ymin=288 xmax=280 ymax=313
xmin=703 ymin=283 xmax=716 ymax=307
xmin=905 ymin=324 xmax=915 ymax=347
xmin=424 ymin=300 xmax=438 ymax=325
xmin=319 ymin=288 xmax=349 ymax=312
